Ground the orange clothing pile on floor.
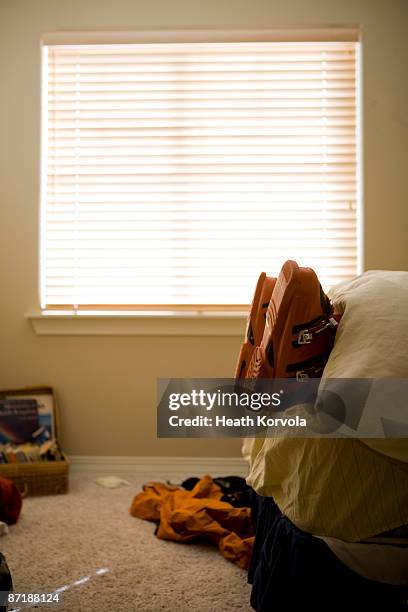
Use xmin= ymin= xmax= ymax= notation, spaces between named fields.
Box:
xmin=130 ymin=475 xmax=254 ymax=569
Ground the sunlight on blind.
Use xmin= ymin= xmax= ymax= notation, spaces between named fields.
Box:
xmin=42 ymin=40 xmax=359 ymax=309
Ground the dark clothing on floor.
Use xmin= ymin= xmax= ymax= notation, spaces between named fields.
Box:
xmin=181 ymin=475 xmax=255 ymax=509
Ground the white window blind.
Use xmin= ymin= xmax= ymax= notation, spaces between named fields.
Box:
xmin=41 ymin=38 xmax=359 ymax=310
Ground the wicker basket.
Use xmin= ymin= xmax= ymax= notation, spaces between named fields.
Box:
xmin=0 ymin=456 xmax=69 ymax=496
xmin=0 ymin=386 xmax=69 ymax=497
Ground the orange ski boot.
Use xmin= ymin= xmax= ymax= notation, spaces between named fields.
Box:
xmin=246 ymin=260 xmax=341 ymax=381
xmin=234 ymin=272 xmax=276 ymax=379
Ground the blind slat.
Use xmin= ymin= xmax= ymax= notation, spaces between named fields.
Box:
xmin=43 ymin=39 xmax=358 ymax=307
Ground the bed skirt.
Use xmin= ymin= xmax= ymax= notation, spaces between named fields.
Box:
xmin=248 ymin=495 xmax=408 ymax=610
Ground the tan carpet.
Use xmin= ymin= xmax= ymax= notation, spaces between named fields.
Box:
xmin=0 ymin=473 xmax=252 ymax=612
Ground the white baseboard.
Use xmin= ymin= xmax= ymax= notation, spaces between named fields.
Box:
xmin=69 ymin=455 xmax=248 ymax=478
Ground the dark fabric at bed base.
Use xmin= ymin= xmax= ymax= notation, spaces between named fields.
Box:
xmin=249 ymin=495 xmax=408 ymax=611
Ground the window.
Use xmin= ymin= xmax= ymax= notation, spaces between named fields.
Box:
xmin=41 ymin=32 xmax=359 ymax=311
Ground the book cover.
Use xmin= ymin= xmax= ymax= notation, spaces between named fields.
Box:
xmin=5 ymin=393 xmax=55 ymax=442
xmin=0 ymin=399 xmax=40 ymax=444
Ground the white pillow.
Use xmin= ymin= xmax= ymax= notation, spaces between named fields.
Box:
xmin=325 ymin=270 xmax=408 ymax=378
xmin=324 ymin=270 xmax=408 ymax=462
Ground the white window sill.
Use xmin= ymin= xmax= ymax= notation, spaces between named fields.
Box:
xmin=26 ymin=311 xmax=247 ymax=337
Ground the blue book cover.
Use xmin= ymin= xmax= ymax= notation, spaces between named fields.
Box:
xmin=5 ymin=393 xmax=55 ymax=444
xmin=0 ymin=399 xmax=40 ymax=444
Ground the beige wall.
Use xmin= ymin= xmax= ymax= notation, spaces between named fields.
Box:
xmin=0 ymin=0 xmax=407 ymax=457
